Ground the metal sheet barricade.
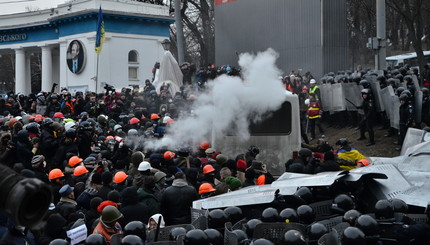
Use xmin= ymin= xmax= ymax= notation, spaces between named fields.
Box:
xmin=148 ymin=224 xmax=194 ymax=242
xmin=252 ymin=223 xmax=306 ymax=245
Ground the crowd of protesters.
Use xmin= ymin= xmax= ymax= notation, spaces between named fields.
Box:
xmin=0 ymin=62 xmax=429 ymax=244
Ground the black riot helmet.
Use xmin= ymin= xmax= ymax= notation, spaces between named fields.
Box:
xmin=359 ymin=80 xmax=370 ymax=88
xmin=396 ymin=86 xmax=405 ymax=96
xmin=422 ymin=87 xmax=429 ymax=96
xmin=342 ymin=227 xmax=365 ymax=245
xmin=361 ymin=88 xmax=370 ymax=95
xmin=124 ymin=221 xmax=146 ymax=240
xmin=282 ymin=230 xmax=306 ymax=245
xmin=294 ymin=187 xmax=313 ymax=204
xmin=298 ymin=148 xmax=312 ymax=158
xmin=65 ymin=128 xmax=77 ymax=139
xmin=251 ymin=238 xmax=275 ymax=245
xmin=404 ymin=75 xmax=413 ymax=84
xmin=355 ymin=215 xmax=379 ymax=237
xmin=85 ymin=234 xmax=107 ymax=245
xmin=399 ymin=94 xmax=409 ymax=102
xmin=245 ymin=219 xmax=263 ymax=238
xmin=121 ymin=235 xmax=143 ymax=245
xmin=169 ymin=227 xmax=187 ymax=241
xmin=335 ymin=138 xmax=349 ymax=147
xmin=343 ymin=209 xmax=361 ymax=226
xmin=395 ymin=74 xmax=404 ymax=82
xmin=42 ymin=117 xmax=54 ymax=127
xmin=208 ymin=209 xmax=228 ymax=229
xmin=248 ymin=145 xmax=260 ymax=156
xmin=204 ymin=229 xmax=223 ymax=245
xmin=49 ymin=239 xmax=70 ymax=245
xmin=261 ymin=207 xmax=280 ymax=222
xmin=297 ymin=205 xmax=315 ymax=225
xmin=390 ymin=198 xmax=408 ymax=213
xmin=374 ymin=200 xmax=394 ymax=219
xmin=280 ymin=208 xmax=299 ymax=223
xmin=376 ymin=75 xmax=386 ymax=83
xmin=184 ymin=229 xmax=209 ymax=245
xmin=308 ymin=222 xmax=328 ymax=241
xmin=224 ymin=206 xmax=243 ymax=224
xmin=232 ymin=229 xmax=248 ymax=244
xmin=332 ymin=194 xmax=355 ymax=215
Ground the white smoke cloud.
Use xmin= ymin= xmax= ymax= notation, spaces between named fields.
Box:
xmin=145 ymin=48 xmax=287 ymax=149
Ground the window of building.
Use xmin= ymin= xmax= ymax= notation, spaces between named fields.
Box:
xmin=128 ymin=50 xmax=139 ymax=80
xmin=129 ymin=67 xmax=138 ymax=80
xmin=128 ymin=50 xmax=138 ymax=63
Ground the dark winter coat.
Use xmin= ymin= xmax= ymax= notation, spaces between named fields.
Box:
xmin=137 ymin=188 xmax=159 ymax=218
xmin=160 ymin=178 xmax=198 ymax=226
xmin=120 ymin=187 xmax=149 ymax=226
xmin=15 ymin=130 xmax=33 ymax=169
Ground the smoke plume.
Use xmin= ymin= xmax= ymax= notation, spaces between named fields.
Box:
xmin=145 ymin=48 xmax=287 ymax=149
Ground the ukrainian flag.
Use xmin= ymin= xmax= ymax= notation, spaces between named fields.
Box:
xmin=95 ymin=7 xmax=105 ymax=54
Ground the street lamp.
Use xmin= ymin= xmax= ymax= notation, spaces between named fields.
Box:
xmin=161 ymin=39 xmax=171 ymax=51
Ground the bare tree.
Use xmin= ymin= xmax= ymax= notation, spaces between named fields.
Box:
xmin=386 ymin=0 xmax=426 ymax=74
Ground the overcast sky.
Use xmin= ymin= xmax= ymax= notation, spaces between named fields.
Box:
xmin=0 ymin=0 xmax=68 ymax=15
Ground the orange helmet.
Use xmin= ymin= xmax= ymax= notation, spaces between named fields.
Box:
xmin=74 ymin=166 xmax=89 ymax=176
xmin=113 ymin=171 xmax=128 ymax=184
xmin=105 ymin=135 xmax=114 ymax=142
xmin=129 ymin=117 xmax=140 ymax=125
xmin=200 ymin=141 xmax=211 ymax=150
xmin=166 ymin=118 xmax=174 ymax=125
xmin=53 ymin=112 xmax=65 ymax=119
xmin=8 ymin=118 xmax=18 ymax=128
xmin=68 ymin=156 xmax=83 ymax=167
xmin=163 ymin=151 xmax=176 ymax=160
xmin=203 ymin=164 xmax=216 ymax=175
xmin=49 ymin=168 xmax=65 ymax=180
xmin=150 ymin=114 xmax=160 ymax=120
xmin=256 ymin=175 xmax=266 ymax=185
xmin=199 ymin=183 xmax=216 ymax=195
xmin=357 ymin=159 xmax=370 ymax=166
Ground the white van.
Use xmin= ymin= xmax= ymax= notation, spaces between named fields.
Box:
xmin=211 ymin=91 xmax=301 ymax=176
xmin=386 ymin=51 xmax=430 ymax=69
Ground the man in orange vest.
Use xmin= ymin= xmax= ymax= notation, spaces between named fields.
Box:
xmin=307 ymin=93 xmax=324 ymax=141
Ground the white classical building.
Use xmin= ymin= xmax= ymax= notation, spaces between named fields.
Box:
xmin=0 ymin=0 xmax=173 ymax=94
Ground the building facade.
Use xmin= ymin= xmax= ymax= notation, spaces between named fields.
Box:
xmin=0 ymin=0 xmax=173 ymax=94
xmin=214 ymin=0 xmax=348 ymax=78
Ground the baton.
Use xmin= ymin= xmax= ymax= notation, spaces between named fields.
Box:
xmin=154 ymin=215 xmax=162 ymax=242
xmin=345 ymin=98 xmax=358 ymax=108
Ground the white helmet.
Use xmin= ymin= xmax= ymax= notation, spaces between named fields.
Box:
xmin=305 ymin=99 xmax=310 ymax=106
xmin=310 ymin=79 xmax=316 ymax=84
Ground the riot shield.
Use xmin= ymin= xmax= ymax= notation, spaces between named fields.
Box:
xmin=319 ymin=83 xmax=332 ymax=113
xmin=342 ymin=83 xmax=362 ymax=112
xmin=390 ymin=96 xmax=400 ymax=129
xmin=331 ymin=83 xmax=346 ymax=112
xmin=412 ymin=75 xmax=420 ymax=90
xmin=415 ymin=90 xmax=423 ymax=123
xmin=380 ymin=86 xmax=394 ymax=119
xmin=370 ymin=81 xmax=385 ymax=112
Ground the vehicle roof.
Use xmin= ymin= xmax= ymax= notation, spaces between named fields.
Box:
xmin=386 ymin=51 xmax=430 ymax=60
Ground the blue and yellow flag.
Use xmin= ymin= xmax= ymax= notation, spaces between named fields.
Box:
xmin=95 ymin=6 xmax=105 ymax=54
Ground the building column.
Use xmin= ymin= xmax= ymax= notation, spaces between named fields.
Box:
xmin=25 ymin=54 xmax=31 ymax=93
xmin=41 ymin=46 xmax=53 ymax=92
xmin=15 ymin=48 xmax=26 ymax=94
